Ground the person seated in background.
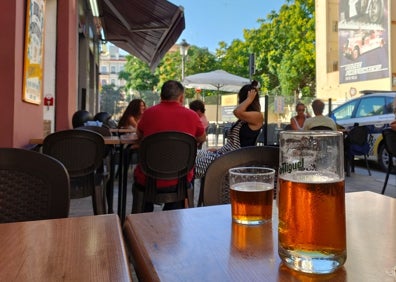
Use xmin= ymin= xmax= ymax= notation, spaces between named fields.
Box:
xmin=71 ymin=110 xmax=93 ymax=128
xmin=290 ymin=102 xmax=310 ymax=130
xmin=195 ymin=80 xmax=263 ymax=178
xmin=93 ymin=112 xmax=117 ymax=129
xmin=189 ymin=99 xmax=209 ymax=130
xmin=134 ymin=80 xmax=206 ymax=211
xmin=303 ymin=99 xmax=337 ymax=130
xmin=118 ymin=99 xmax=146 ymax=129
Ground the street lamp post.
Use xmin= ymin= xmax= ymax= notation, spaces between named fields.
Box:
xmin=179 ymin=39 xmax=189 ymax=81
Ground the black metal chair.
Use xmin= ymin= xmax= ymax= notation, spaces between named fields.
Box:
xmin=76 ymin=125 xmax=115 ymax=213
xmin=0 ymin=148 xmax=70 ymax=223
xmin=42 ymin=129 xmax=107 ymax=214
xmin=346 ymin=125 xmax=371 ymax=176
xmin=381 ymin=128 xmax=396 ymax=195
xmin=202 ymin=146 xmax=279 ymax=206
xmin=132 ymin=131 xmax=197 ymax=213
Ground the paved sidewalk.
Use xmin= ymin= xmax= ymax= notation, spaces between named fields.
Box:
xmin=345 ymin=165 xmax=396 ymax=197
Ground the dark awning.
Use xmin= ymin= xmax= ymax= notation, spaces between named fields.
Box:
xmin=98 ymin=0 xmax=185 ymax=71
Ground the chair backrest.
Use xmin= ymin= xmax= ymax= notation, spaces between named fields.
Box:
xmin=43 ymin=129 xmax=105 ymax=177
xmin=76 ymin=125 xmax=111 ymax=137
xmin=382 ymin=128 xmax=396 ymax=157
xmin=138 ymin=131 xmax=197 ymax=202
xmin=203 ymin=146 xmax=279 ymax=206
xmin=0 ymin=148 xmax=70 ymax=223
xmin=349 ymin=125 xmax=369 ymax=146
xmin=76 ymin=126 xmax=113 ymax=159
xmin=310 ymin=126 xmax=333 ymax=130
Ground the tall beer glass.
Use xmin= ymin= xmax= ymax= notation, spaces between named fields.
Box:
xmin=278 ymin=131 xmax=346 ymax=274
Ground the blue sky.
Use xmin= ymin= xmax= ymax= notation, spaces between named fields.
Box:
xmin=171 ymin=0 xmax=286 ymax=52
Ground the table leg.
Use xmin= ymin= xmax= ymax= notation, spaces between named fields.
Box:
xmin=107 ymin=147 xmax=115 ymax=213
xmin=121 ymin=145 xmax=131 ymax=222
xmin=117 ymin=144 xmax=124 ymax=219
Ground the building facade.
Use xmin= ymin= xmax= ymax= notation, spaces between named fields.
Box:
xmin=0 ymin=0 xmax=100 ymax=147
xmin=316 ymin=0 xmax=396 ymax=105
xmin=99 ymin=45 xmax=127 ymax=88
xmin=0 ymin=0 xmax=184 ymax=148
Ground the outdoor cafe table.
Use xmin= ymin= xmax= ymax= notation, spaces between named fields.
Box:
xmin=123 ymin=191 xmax=396 ymax=281
xmin=0 ymin=214 xmax=131 ymax=281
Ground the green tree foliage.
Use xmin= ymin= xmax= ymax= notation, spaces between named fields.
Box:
xmin=120 ymin=55 xmax=159 ymax=92
xmin=217 ymin=0 xmax=315 ymax=97
xmin=216 ymin=40 xmax=250 ymax=79
xmin=265 ymin=0 xmax=315 ymax=96
xmin=110 ymin=0 xmax=315 ymax=102
xmin=99 ymin=84 xmax=124 ymax=115
xmin=156 ymin=46 xmax=219 ymax=99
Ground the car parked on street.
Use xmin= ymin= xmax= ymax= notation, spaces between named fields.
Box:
xmin=329 ymin=91 xmax=396 ymax=171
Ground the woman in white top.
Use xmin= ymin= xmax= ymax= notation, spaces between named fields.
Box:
xmin=290 ymin=102 xmax=310 ymax=130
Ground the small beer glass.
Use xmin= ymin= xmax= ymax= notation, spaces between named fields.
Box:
xmin=229 ymin=167 xmax=275 ymax=225
xmin=278 ymin=131 xmax=346 ymax=274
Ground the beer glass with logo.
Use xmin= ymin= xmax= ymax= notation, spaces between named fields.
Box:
xmin=278 ymin=131 xmax=346 ymax=274
xmin=229 ymin=167 xmax=275 ymax=225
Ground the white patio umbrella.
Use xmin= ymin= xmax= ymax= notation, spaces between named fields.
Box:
xmin=182 ymin=70 xmax=250 ymax=123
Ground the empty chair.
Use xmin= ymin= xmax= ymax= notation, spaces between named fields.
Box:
xmin=132 ymin=131 xmax=197 ymax=213
xmin=381 ymin=128 xmax=396 ymax=195
xmin=76 ymin=126 xmax=115 ymax=213
xmin=0 ymin=148 xmax=70 ymax=223
xmin=42 ymin=129 xmax=107 ymax=214
xmin=202 ymin=146 xmax=279 ymax=206
xmin=346 ymin=125 xmax=371 ymax=176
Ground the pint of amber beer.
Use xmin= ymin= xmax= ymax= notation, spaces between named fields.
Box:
xmin=229 ymin=167 xmax=275 ymax=225
xmin=278 ymin=131 xmax=346 ymax=274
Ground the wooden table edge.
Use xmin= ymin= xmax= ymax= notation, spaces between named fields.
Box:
xmin=123 ymin=216 xmax=161 ymax=282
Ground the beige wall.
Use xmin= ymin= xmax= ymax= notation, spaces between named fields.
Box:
xmin=316 ymin=0 xmax=395 ymax=104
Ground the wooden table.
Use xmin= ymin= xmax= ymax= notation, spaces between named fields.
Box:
xmin=109 ymin=128 xmax=136 ymax=134
xmin=0 ymin=214 xmax=131 ymax=281
xmin=123 ymin=191 xmax=396 ymax=281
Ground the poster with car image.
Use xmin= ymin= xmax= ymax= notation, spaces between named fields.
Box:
xmin=338 ymin=0 xmax=389 ymax=84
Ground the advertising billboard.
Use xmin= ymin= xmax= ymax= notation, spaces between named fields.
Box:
xmin=338 ymin=0 xmax=390 ymax=84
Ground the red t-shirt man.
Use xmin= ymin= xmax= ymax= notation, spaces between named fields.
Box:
xmin=134 ymin=80 xmax=206 ymax=188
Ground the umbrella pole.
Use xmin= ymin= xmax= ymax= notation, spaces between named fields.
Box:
xmin=216 ymin=91 xmax=219 ymax=146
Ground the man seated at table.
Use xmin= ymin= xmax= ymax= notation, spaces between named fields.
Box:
xmin=134 ymin=80 xmax=206 ymax=212
xmin=303 ymin=99 xmax=337 ymax=130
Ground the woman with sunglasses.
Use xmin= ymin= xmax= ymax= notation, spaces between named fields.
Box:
xmin=290 ymin=102 xmax=310 ymax=130
xmin=195 ymin=80 xmax=263 ymax=178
